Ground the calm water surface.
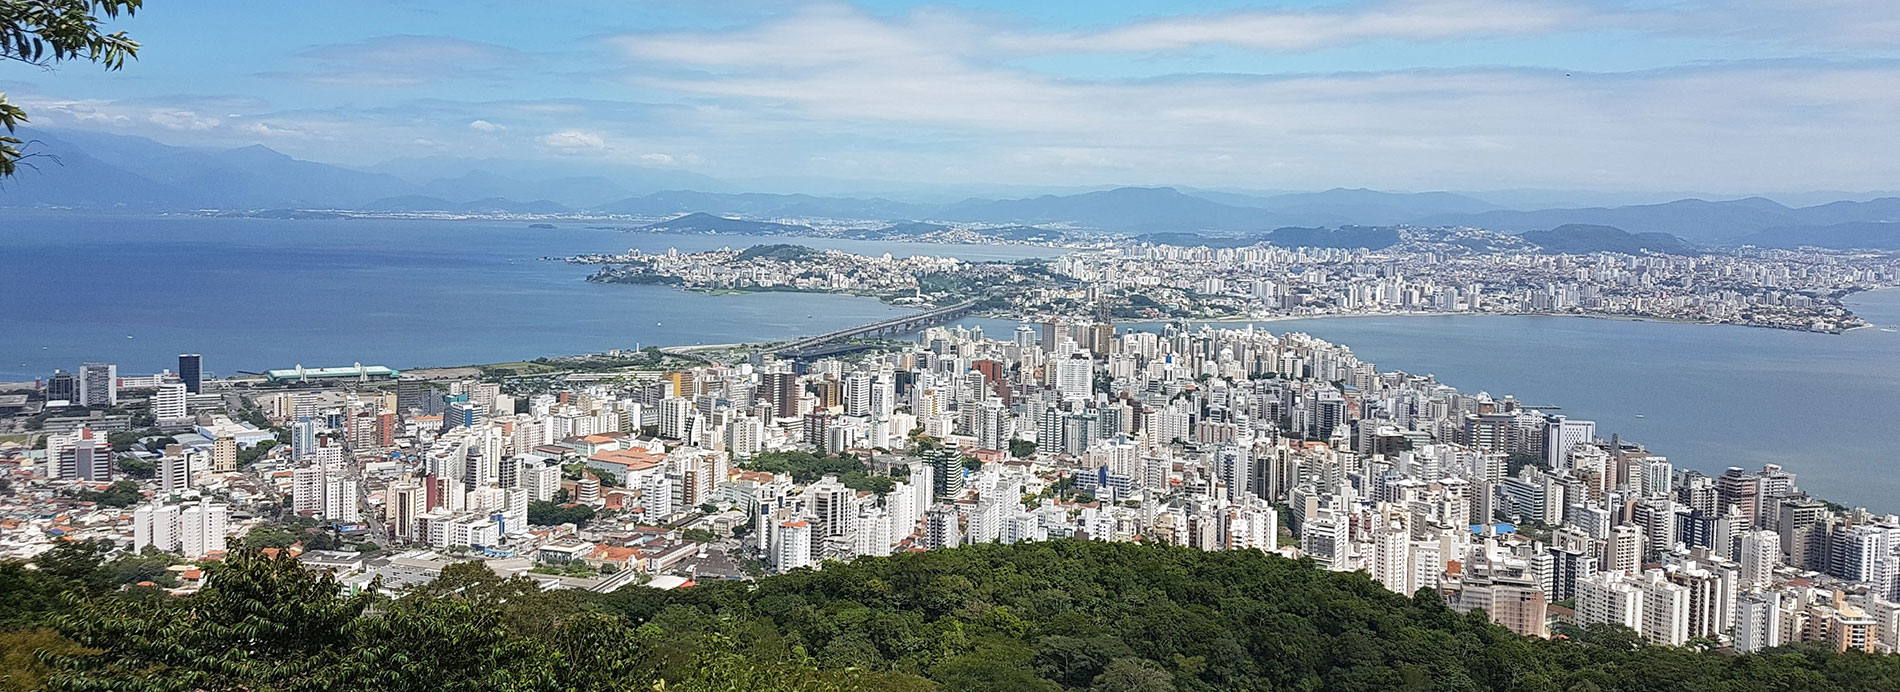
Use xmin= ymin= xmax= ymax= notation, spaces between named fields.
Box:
xmin=0 ymin=213 xmax=1056 ymax=379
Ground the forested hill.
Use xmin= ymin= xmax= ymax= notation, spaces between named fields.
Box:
xmin=5 ymin=540 xmax=1899 ymax=691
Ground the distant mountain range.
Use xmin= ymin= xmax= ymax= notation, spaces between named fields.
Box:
xmin=1417 ymin=197 xmax=1900 ymax=244
xmin=6 ymin=128 xmax=1900 ymax=250
xmin=363 ymin=195 xmax=572 ymax=215
xmin=1519 ymin=224 xmax=1693 ymax=255
xmin=0 ymin=129 xmax=716 ymax=210
xmin=640 ymin=212 xmax=814 ymax=235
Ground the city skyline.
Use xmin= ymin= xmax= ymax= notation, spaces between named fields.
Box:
xmin=6 ymin=1 xmax=1900 ymax=193
xmin=7 ymin=3 xmax=1900 ymax=688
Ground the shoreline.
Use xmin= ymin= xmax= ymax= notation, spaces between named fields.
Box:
xmin=1000 ymin=309 xmax=1853 ymax=335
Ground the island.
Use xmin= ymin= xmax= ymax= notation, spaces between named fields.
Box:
xmin=567 ymin=227 xmax=1900 ymax=333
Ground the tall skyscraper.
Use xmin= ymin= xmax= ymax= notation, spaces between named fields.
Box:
xmin=79 ymin=362 xmax=117 ymax=407
xmin=158 ymin=447 xmax=198 ymax=493
xmin=870 ymin=375 xmax=895 ymax=419
xmin=133 ymin=504 xmax=179 ymax=555
xmin=179 ymin=503 xmax=229 ymax=558
xmin=177 ymin=354 xmax=203 ymax=394
xmin=925 ymin=505 xmax=960 ymax=549
xmin=659 ymin=397 xmax=694 ymax=440
xmin=763 ymin=370 xmax=800 ymax=419
xmin=1055 ymin=354 xmax=1092 ymax=400
xmin=1541 ymin=416 xmax=1595 ymax=468
xmin=976 ymin=399 xmax=1010 ymax=452
xmin=1604 ymin=524 xmax=1644 ymax=574
xmin=153 ymin=382 xmax=188 ymax=420
xmin=390 ymin=479 xmax=426 ymax=542
xmin=924 ymin=448 xmax=964 ymax=499
xmin=56 ymin=428 xmax=110 ymax=481
xmin=134 ymin=502 xmax=226 ymax=558
xmin=44 ymin=370 xmax=77 ymax=403
xmin=291 ymin=418 xmax=320 ymax=460
xmin=211 ymin=434 xmax=238 ymax=473
xmin=808 ymin=476 xmax=856 ymax=539
xmin=1638 ymin=570 xmax=1691 ymax=646
xmin=1738 ymin=530 xmax=1781 ymax=590
xmin=396 ymin=380 xmax=426 ymax=416
xmin=843 ymin=372 xmax=872 ymax=417
xmin=1733 ymin=591 xmax=1783 ymax=653
xmin=773 ymin=519 xmax=813 ymax=572
xmin=1014 ymin=325 xmax=1038 ymax=351
xmin=1716 ymin=467 xmax=1762 ymax=528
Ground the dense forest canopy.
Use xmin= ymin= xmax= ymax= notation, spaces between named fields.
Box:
xmin=1 ymin=540 xmax=1897 ymax=691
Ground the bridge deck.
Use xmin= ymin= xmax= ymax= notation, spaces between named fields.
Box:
xmin=768 ymin=299 xmax=980 ymax=357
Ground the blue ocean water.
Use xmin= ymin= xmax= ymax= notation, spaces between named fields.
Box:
xmin=0 ymin=213 xmax=1058 ymax=380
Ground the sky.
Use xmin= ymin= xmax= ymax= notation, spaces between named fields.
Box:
xmin=5 ymin=0 xmax=1900 ymax=194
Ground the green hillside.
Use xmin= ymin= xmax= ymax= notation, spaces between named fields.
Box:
xmin=4 ymin=541 xmax=1897 ymax=691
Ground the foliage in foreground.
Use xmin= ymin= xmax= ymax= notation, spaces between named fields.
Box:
xmin=2 ymin=540 xmax=1898 ymax=691
xmin=2 ymin=1 xmax=142 ymax=177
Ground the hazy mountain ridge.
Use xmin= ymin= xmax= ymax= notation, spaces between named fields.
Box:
xmin=1519 ymin=224 xmax=1692 ymax=254
xmin=932 ymin=186 xmax=1283 ymax=231
xmin=1264 ymin=225 xmax=1403 ymax=249
xmin=1200 ymin=187 xmax=1504 ymax=224
xmin=596 ymin=190 xmax=929 ymax=219
xmin=5 ymin=129 xmax=1900 ymax=249
xmin=640 ymin=212 xmax=814 ymax=235
xmin=3 ymin=129 xmax=412 ymax=208
xmin=363 ymin=195 xmax=573 ymax=214
xmin=1418 ymin=197 xmax=1900 ymax=244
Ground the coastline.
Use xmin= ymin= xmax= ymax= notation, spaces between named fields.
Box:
xmin=323 ymin=289 xmax=1900 ymax=381
xmin=998 ymin=309 xmax=1850 ymax=335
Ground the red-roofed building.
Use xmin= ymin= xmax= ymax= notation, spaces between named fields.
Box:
xmin=585 ymin=448 xmax=664 ymax=485
xmin=587 ymin=544 xmax=642 ymax=572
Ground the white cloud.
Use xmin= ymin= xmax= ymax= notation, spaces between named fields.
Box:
xmin=1684 ymin=0 xmax=1900 ymax=49
xmin=237 ymin=120 xmax=317 ymax=139
xmin=147 ymin=109 xmax=222 ymax=131
xmin=597 ymin=3 xmax=1900 ymax=190
xmin=612 ymin=4 xmax=979 ymax=69
xmin=18 ymin=2 xmax=1900 ymax=191
xmin=998 ymin=0 xmax=1593 ymax=54
xmin=539 ymin=129 xmax=609 ymax=154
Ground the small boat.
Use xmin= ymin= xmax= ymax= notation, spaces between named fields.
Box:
xmin=1634 ymin=414 xmax=1646 ymax=419
xmin=1882 ymin=327 xmax=1897 ymax=333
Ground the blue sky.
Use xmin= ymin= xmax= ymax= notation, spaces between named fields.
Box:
xmin=5 ymin=0 xmax=1899 ymax=192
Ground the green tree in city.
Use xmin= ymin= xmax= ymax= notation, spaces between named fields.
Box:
xmin=114 ymin=457 xmax=153 ymax=478
xmin=526 ymin=500 xmax=595 ymax=528
xmin=241 ymin=522 xmax=302 ymax=549
xmin=43 ymin=549 xmax=374 ymax=691
xmin=73 ymin=480 xmax=140 ymax=507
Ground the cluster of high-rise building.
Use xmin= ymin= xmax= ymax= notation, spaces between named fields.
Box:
xmin=1036 ymin=236 xmax=1899 ymax=332
xmin=5 ymin=316 xmax=1898 ymax=652
xmin=569 ymin=245 xmax=971 ymax=300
